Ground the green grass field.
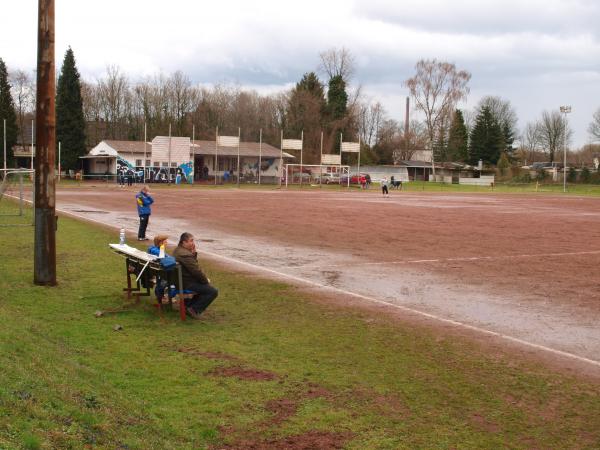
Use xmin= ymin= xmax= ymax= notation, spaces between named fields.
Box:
xmin=1 ymin=203 xmax=599 ymax=449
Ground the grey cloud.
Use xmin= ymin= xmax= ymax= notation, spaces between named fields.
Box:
xmin=355 ymin=0 xmax=600 ymax=37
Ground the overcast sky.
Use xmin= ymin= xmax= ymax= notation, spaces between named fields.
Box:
xmin=1 ymin=0 xmax=599 ymax=147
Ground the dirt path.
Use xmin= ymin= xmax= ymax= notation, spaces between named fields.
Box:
xmin=56 ymin=185 xmax=600 ymax=370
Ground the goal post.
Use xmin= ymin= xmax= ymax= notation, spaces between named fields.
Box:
xmin=283 ymin=164 xmax=350 ymax=187
xmin=0 ymin=169 xmax=35 ymax=226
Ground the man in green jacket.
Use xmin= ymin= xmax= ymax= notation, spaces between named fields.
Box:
xmin=173 ymin=232 xmax=219 ymax=319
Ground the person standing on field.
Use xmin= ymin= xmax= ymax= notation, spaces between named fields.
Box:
xmin=136 ymin=185 xmax=154 ymax=241
xmin=381 ymin=177 xmax=389 ymax=197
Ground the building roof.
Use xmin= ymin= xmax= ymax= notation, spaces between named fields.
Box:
xmin=192 ymin=140 xmax=294 ymax=159
xmin=102 ymin=140 xmax=151 ymax=154
xmin=397 ymin=160 xmax=436 ymax=168
xmin=86 ymin=139 xmax=294 ymax=160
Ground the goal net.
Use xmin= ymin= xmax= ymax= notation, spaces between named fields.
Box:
xmin=283 ymin=164 xmax=350 ymax=187
xmin=0 ymin=169 xmax=34 ymax=226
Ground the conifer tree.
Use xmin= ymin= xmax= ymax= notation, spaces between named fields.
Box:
xmin=447 ymin=109 xmax=468 ymax=162
xmin=468 ymin=106 xmax=504 ymax=165
xmin=326 ymin=75 xmax=347 ymax=121
xmin=56 ymin=47 xmax=86 ymax=170
xmin=0 ymin=58 xmax=18 ymax=167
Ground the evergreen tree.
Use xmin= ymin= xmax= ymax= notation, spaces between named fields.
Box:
xmin=432 ymin=127 xmax=448 ymax=163
xmin=0 ymin=58 xmax=18 ymax=167
xmin=447 ymin=109 xmax=468 ymax=162
xmin=502 ymin=122 xmax=515 ymax=156
xmin=297 ymin=72 xmax=325 ymax=99
xmin=468 ymin=106 xmax=504 ymax=165
xmin=325 ymin=74 xmax=349 ymax=156
xmin=326 ymin=75 xmax=347 ymax=121
xmin=56 ymin=47 xmax=86 ymax=170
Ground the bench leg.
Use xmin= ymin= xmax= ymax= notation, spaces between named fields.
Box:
xmin=179 ymin=294 xmax=186 ymax=321
xmin=125 ymin=260 xmax=132 ymax=299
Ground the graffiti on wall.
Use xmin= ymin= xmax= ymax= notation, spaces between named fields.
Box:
xmin=144 ymin=162 xmax=194 ymax=184
xmin=117 ymin=157 xmax=144 ymax=180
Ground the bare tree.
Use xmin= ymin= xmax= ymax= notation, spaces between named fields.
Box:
xmin=318 ymin=47 xmax=356 ymax=83
xmin=395 ymin=119 xmax=427 ymax=162
xmin=520 ymin=121 xmax=541 ymax=165
xmin=98 ymin=65 xmax=130 ymax=139
xmin=169 ymin=71 xmax=197 ymax=136
xmin=9 ymin=69 xmax=35 ymax=150
xmin=405 ymin=59 xmax=471 ymax=174
xmin=538 ymin=110 xmax=573 ymax=163
xmin=358 ymin=101 xmax=385 ymax=147
xmin=588 ymin=108 xmax=600 ymax=142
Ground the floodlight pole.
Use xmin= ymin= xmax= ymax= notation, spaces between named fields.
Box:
xmin=258 ymin=128 xmax=262 ymax=185
xmin=215 ymin=126 xmax=218 ymax=186
xmin=319 ymin=130 xmax=323 ymax=187
xmin=143 ymin=122 xmax=147 ymax=182
xmin=58 ymin=141 xmax=61 ymax=181
xmin=168 ymin=123 xmax=172 ymax=184
xmin=279 ymin=130 xmax=283 ymax=188
xmin=34 ymin=0 xmax=57 ymax=286
xmin=191 ymin=124 xmax=194 ymax=184
xmin=560 ymin=105 xmax=571 ymax=193
xmin=236 ymin=127 xmax=240 ymax=188
xmin=31 ymin=119 xmax=34 ymax=170
xmin=300 ymin=130 xmax=304 ymax=188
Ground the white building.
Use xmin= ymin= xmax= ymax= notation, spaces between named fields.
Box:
xmin=81 ymin=138 xmax=294 ymax=183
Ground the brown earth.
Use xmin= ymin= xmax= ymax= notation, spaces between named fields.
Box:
xmin=56 ymin=185 xmax=600 ymax=375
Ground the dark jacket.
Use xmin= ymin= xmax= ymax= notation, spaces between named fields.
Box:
xmin=173 ymin=245 xmax=209 ymax=286
xmin=136 ymin=191 xmax=154 ymax=215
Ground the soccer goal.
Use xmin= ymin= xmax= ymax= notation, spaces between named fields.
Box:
xmin=0 ymin=169 xmax=34 ymax=226
xmin=283 ymin=164 xmax=350 ymax=187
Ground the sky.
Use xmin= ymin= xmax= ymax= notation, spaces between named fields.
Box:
xmin=1 ymin=0 xmax=599 ymax=147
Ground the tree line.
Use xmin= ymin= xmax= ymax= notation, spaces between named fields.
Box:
xmin=1 ymin=49 xmax=600 ymax=171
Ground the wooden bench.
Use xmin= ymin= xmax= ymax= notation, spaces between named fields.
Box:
xmin=108 ymin=243 xmax=193 ymax=320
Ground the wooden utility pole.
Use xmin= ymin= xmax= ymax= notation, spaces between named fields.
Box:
xmin=34 ymin=0 xmax=57 ymax=286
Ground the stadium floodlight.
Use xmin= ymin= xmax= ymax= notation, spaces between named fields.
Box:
xmin=560 ymin=105 xmax=571 ymax=193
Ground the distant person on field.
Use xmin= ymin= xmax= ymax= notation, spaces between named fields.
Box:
xmin=136 ymin=185 xmax=154 ymax=241
xmin=173 ymin=232 xmax=219 ymax=319
xmin=381 ymin=177 xmax=389 ymax=197
xmin=365 ymin=173 xmax=371 ymax=189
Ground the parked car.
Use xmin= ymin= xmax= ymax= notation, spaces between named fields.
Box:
xmin=341 ymin=173 xmax=369 ymax=185
xmin=317 ymin=173 xmax=341 ymax=184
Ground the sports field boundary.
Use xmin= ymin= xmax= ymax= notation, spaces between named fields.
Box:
xmin=9 ymin=192 xmax=600 ymax=370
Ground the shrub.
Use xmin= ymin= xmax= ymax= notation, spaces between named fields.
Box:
xmin=567 ymin=167 xmax=577 ymax=183
xmin=536 ymin=169 xmax=547 ymax=182
xmin=580 ymin=167 xmax=591 ymax=183
xmin=497 ymin=153 xmax=510 ymax=177
xmin=511 ymin=172 xmax=531 ymax=183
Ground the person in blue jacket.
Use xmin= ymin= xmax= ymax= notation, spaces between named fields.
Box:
xmin=136 ymin=185 xmax=154 ymax=241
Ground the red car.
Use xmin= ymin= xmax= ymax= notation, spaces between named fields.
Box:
xmin=341 ymin=173 xmax=369 ymax=185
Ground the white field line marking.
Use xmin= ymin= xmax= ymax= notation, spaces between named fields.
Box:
xmin=320 ymin=250 xmax=600 ymax=268
xmin=20 ymin=200 xmax=600 ymax=369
